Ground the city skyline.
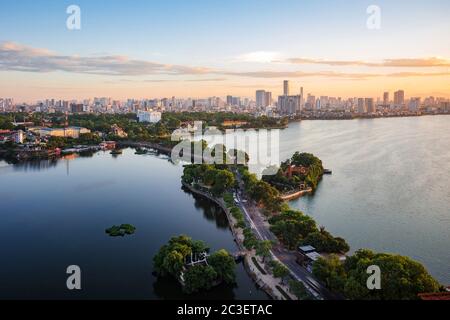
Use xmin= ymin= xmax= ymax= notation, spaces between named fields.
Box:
xmin=1 ymin=0 xmax=450 ymax=101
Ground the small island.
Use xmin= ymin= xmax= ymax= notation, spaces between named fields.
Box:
xmin=262 ymin=152 xmax=324 ymax=200
xmin=153 ymin=235 xmax=236 ymax=294
xmin=105 ymin=224 xmax=136 ymax=237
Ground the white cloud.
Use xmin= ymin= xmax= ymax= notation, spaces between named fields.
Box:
xmin=0 ymin=42 xmax=212 ymax=76
xmin=234 ymin=51 xmax=282 ymax=63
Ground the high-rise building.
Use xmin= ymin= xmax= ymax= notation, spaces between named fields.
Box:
xmin=300 ymin=87 xmax=304 ymax=108
xmin=394 ymin=90 xmax=405 ymax=106
xmin=383 ymin=92 xmax=389 ymax=106
xmin=306 ymin=94 xmax=316 ymax=109
xmin=70 ymin=103 xmax=84 ymax=113
xmin=226 ymin=95 xmax=233 ymax=106
xmin=409 ymin=98 xmax=421 ymax=112
xmin=357 ymin=98 xmax=366 ymax=114
xmin=365 ymin=98 xmax=375 ymax=113
xmin=232 ymin=97 xmax=241 ymax=107
xmin=256 ymin=90 xmax=266 ymax=108
xmin=256 ymin=90 xmax=273 ymax=108
xmin=283 ymin=80 xmax=290 ymax=96
xmin=315 ymin=99 xmax=321 ymax=110
xmin=278 ymin=95 xmax=301 ymax=115
xmin=265 ymin=91 xmax=272 ymax=106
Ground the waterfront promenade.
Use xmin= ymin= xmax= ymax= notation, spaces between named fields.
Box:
xmin=182 ymin=182 xmax=297 ymax=300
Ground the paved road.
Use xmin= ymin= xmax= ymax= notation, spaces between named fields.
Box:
xmin=234 ymin=174 xmax=341 ymax=300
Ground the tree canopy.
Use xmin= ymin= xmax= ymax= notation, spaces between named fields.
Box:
xmin=269 ymin=209 xmax=349 ymax=253
xmin=153 ymin=235 xmax=236 ymax=294
xmin=313 ymin=249 xmax=442 ymax=300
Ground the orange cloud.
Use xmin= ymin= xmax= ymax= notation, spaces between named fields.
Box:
xmin=285 ymin=57 xmax=450 ymax=67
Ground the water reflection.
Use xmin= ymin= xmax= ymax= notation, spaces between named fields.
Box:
xmin=0 ymin=149 xmax=268 ymax=299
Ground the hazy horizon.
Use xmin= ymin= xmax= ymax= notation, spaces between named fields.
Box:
xmin=1 ymin=0 xmax=450 ymax=102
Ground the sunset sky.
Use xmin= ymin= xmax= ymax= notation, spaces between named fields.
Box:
xmin=1 ymin=0 xmax=450 ymax=102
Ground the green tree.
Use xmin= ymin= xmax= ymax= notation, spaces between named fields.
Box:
xmin=183 ymin=265 xmax=217 ymax=294
xmin=154 ymin=235 xmax=194 ymax=277
xmin=312 ymin=250 xmax=442 ymax=300
xmin=255 ymin=240 xmax=273 ymax=262
xmin=269 ymin=210 xmax=318 ymax=250
xmin=243 ymin=228 xmax=258 ymax=250
xmin=301 ymin=227 xmax=350 ymax=254
xmin=270 ymin=261 xmax=290 ymax=284
xmin=289 ymin=280 xmax=312 ymax=300
xmin=208 ymin=249 xmax=236 ymax=284
xmin=211 ymin=170 xmax=235 ymax=196
xmin=312 ymin=255 xmax=346 ymax=292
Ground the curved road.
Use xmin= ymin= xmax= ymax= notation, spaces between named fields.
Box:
xmin=235 ymin=175 xmax=342 ymax=300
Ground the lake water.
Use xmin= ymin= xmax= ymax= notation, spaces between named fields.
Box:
xmin=202 ymin=115 xmax=449 ymax=285
xmin=0 ymin=115 xmax=449 ymax=299
xmin=0 ymin=150 xmax=268 ymax=299
xmin=281 ymin=116 xmax=450 ymax=285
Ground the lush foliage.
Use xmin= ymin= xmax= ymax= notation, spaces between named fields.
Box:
xmin=269 ymin=260 xmax=290 ymax=283
xmin=255 ymin=240 xmax=273 ymax=262
xmin=243 ymin=228 xmax=258 ymax=250
xmin=68 ymin=112 xmax=286 ymax=141
xmin=229 ymin=206 xmax=246 ymax=229
xmin=313 ymin=249 xmax=441 ymax=300
xmin=183 ymin=265 xmax=218 ymax=294
xmin=153 ymin=235 xmax=236 ymax=294
xmin=263 ymin=152 xmax=324 ymax=192
xmin=269 ymin=209 xmax=318 ymax=250
xmin=240 ymin=167 xmax=283 ymax=213
xmin=154 ymin=235 xmax=201 ymax=277
xmin=269 ymin=209 xmax=349 ymax=253
xmin=182 ymin=164 xmax=235 ymax=196
xmin=105 ymin=224 xmax=136 ymax=237
xmin=289 ymin=280 xmax=313 ymax=300
xmin=208 ymin=249 xmax=236 ymax=284
xmin=0 ymin=113 xmax=14 ymax=130
xmin=301 ymin=227 xmax=350 ymax=254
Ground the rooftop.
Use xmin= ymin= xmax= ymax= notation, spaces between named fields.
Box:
xmin=305 ymin=252 xmax=323 ymax=262
xmin=298 ymin=245 xmax=316 ymax=253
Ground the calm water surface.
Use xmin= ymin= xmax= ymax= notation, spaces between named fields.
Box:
xmin=1 ymin=115 xmax=449 ymax=299
xmin=0 ymin=150 xmax=268 ymax=299
xmin=281 ymin=116 xmax=450 ymax=284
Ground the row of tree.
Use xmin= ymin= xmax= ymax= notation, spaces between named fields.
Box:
xmin=239 ymin=167 xmax=284 ymax=214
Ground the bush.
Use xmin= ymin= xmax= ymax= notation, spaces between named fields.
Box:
xmin=289 ymin=280 xmax=313 ymax=300
xmin=243 ymin=228 xmax=258 ymax=250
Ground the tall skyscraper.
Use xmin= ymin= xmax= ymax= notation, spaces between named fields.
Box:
xmin=226 ymin=95 xmax=233 ymax=106
xmin=256 ymin=90 xmax=266 ymax=108
xmin=357 ymin=98 xmax=366 ymax=114
xmin=365 ymin=98 xmax=375 ymax=113
xmin=409 ymin=97 xmax=421 ymax=112
xmin=383 ymin=92 xmax=389 ymax=106
xmin=278 ymin=95 xmax=301 ymax=115
xmin=265 ymin=91 xmax=272 ymax=106
xmin=300 ymin=87 xmax=304 ymax=107
xmin=283 ymin=80 xmax=290 ymax=96
xmin=394 ymin=90 xmax=405 ymax=106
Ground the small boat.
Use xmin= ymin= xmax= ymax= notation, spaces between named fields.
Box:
xmin=134 ymin=147 xmax=147 ymax=155
xmin=323 ymin=169 xmax=332 ymax=175
xmin=110 ymin=149 xmax=123 ymax=155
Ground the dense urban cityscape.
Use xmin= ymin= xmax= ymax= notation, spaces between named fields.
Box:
xmin=1 ymin=80 xmax=449 ymax=118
